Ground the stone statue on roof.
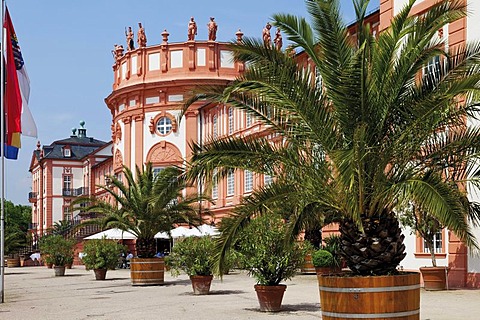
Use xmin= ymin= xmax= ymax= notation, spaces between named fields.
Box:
xmin=208 ymin=17 xmax=218 ymax=41
xmin=137 ymin=22 xmax=147 ymax=48
xmin=262 ymin=22 xmax=272 ymax=48
xmin=126 ymin=26 xmax=135 ymax=51
xmin=188 ymin=17 xmax=197 ymax=41
xmin=274 ymin=28 xmax=282 ymax=51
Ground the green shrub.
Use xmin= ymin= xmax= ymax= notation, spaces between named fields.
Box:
xmin=39 ymin=235 xmax=75 ymax=266
xmin=236 ymin=214 xmax=307 ymax=286
xmin=322 ymin=235 xmax=343 ymax=268
xmin=166 ymin=236 xmax=216 ymax=276
xmin=82 ymin=237 xmax=125 ymax=270
xmin=312 ymin=249 xmax=334 ymax=267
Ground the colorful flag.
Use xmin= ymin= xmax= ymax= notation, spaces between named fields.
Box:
xmin=3 ymin=7 xmax=37 ymax=160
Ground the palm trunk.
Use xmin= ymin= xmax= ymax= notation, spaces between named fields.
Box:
xmin=339 ymin=213 xmax=407 ymax=275
xmin=135 ymin=237 xmax=156 ymax=258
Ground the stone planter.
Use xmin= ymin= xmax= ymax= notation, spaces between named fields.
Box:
xmin=94 ymin=268 xmax=108 ymax=280
xmin=54 ymin=265 xmax=66 ymax=276
xmin=254 ymin=284 xmax=287 ymax=312
xmin=190 ymin=275 xmax=213 ymax=295
xmin=420 ymin=266 xmax=448 ymax=291
xmin=318 ymin=272 xmax=420 ymax=320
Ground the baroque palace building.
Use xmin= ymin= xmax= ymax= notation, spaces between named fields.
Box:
xmin=30 ymin=0 xmax=480 ymax=288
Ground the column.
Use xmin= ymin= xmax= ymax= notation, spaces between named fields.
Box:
xmin=134 ymin=114 xmax=144 ymax=170
xmin=123 ymin=116 xmax=132 ymax=170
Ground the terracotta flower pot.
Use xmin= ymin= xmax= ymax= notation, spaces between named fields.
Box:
xmin=94 ymin=268 xmax=108 ymax=280
xmin=54 ymin=266 xmax=66 ymax=276
xmin=420 ymin=266 xmax=448 ymax=291
xmin=190 ymin=275 xmax=213 ymax=295
xmin=254 ymin=284 xmax=287 ymax=312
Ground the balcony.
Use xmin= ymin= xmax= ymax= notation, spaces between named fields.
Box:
xmin=28 ymin=223 xmax=38 ymax=231
xmin=62 ymin=189 xmax=74 ymax=197
xmin=28 ymin=192 xmax=37 ymax=203
xmin=74 ymin=187 xmax=89 ymax=196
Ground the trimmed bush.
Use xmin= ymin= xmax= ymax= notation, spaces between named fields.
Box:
xmin=312 ymin=249 xmax=334 ymax=268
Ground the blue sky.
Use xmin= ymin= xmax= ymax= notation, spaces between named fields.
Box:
xmin=6 ymin=0 xmax=378 ymax=205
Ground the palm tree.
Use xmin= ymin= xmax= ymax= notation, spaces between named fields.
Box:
xmin=77 ymin=163 xmax=204 ymax=258
xmin=184 ymin=0 xmax=480 ymax=276
xmin=48 ymin=220 xmax=73 ymax=236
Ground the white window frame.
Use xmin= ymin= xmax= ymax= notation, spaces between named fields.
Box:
xmin=64 ymin=148 xmax=71 ymax=157
xmin=213 ymin=114 xmax=218 ymax=139
xmin=246 ymin=111 xmax=252 ymax=127
xmin=63 ymin=176 xmax=72 ymax=191
xmin=423 ymin=232 xmax=443 ymax=254
xmin=153 ymin=167 xmax=164 ymax=179
xmin=156 ymin=117 xmax=173 ymax=135
xmin=228 ymin=108 xmax=234 ymax=134
xmin=423 ymin=56 xmax=441 ymax=81
xmin=227 ymin=170 xmax=235 ymax=196
xmin=264 ymin=174 xmax=272 ymax=186
xmin=244 ymin=170 xmax=253 ymax=193
xmin=212 ymin=169 xmax=218 ymax=199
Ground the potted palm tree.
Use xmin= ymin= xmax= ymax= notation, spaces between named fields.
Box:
xmin=166 ymin=236 xmax=217 ymax=295
xmin=82 ymin=237 xmax=126 ymax=280
xmin=232 ymin=214 xmax=307 ymax=312
xmin=183 ymin=0 xmax=480 ymax=318
xmin=75 ymin=163 xmax=203 ymax=286
xmin=39 ymin=234 xmax=75 ymax=276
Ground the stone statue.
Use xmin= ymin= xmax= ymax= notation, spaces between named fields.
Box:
xmin=188 ymin=17 xmax=197 ymax=41
xmin=207 ymin=17 xmax=218 ymax=41
xmin=137 ymin=22 xmax=147 ymax=48
xmin=235 ymin=29 xmax=244 ymax=43
xmin=112 ymin=44 xmax=124 ymax=62
xmin=274 ymin=28 xmax=282 ymax=51
xmin=262 ymin=22 xmax=272 ymax=48
xmin=126 ymin=26 xmax=135 ymax=51
xmin=286 ymin=45 xmax=296 ymax=58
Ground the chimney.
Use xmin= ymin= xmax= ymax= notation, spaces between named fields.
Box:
xmin=78 ymin=120 xmax=87 ymax=138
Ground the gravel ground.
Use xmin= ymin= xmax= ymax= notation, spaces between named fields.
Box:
xmin=0 ymin=266 xmax=479 ymax=320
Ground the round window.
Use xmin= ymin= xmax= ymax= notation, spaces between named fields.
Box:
xmin=156 ymin=117 xmax=172 ymax=135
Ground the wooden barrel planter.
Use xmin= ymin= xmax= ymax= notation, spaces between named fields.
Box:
xmin=130 ymin=258 xmax=164 ymax=286
xmin=7 ymin=257 xmax=20 ymax=268
xmin=318 ymin=272 xmax=420 ymax=320
xmin=301 ymin=253 xmax=316 ymax=274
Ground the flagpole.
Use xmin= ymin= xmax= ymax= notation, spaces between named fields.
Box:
xmin=0 ymin=0 xmax=5 ymax=304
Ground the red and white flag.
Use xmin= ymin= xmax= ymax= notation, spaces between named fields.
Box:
xmin=4 ymin=7 xmax=37 ymax=159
